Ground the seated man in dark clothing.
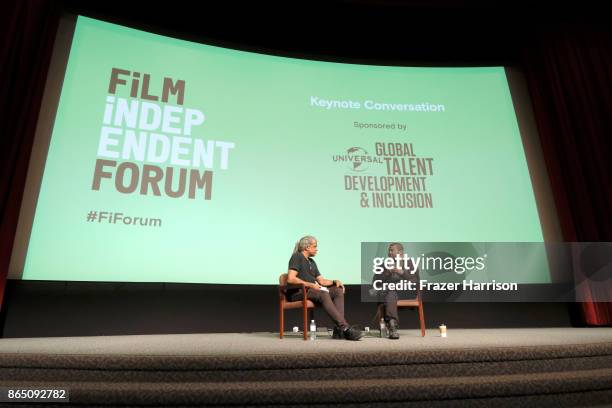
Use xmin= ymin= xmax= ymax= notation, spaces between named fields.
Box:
xmin=377 ymin=242 xmax=419 ymax=339
xmin=287 ymin=235 xmax=362 ymax=341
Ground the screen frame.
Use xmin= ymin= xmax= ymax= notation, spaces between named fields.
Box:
xmin=8 ymin=14 xmax=562 ymax=284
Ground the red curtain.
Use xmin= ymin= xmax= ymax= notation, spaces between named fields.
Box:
xmin=522 ymin=28 xmax=612 ymax=325
xmin=0 ymin=0 xmax=60 ymax=310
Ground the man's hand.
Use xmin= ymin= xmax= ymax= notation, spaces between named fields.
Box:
xmin=309 ymin=282 xmax=322 ymax=291
xmin=334 ymin=279 xmax=345 ymax=294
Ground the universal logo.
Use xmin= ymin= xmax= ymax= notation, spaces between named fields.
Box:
xmin=332 ymin=146 xmax=382 ymax=173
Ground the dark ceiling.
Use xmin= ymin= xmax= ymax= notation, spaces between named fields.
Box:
xmin=59 ymin=0 xmax=611 ymax=65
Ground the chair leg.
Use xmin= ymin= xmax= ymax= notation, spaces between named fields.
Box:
xmin=279 ymin=302 xmax=284 ymax=339
xmin=418 ymin=303 xmax=426 ymax=337
xmin=303 ymin=302 xmax=308 ymax=341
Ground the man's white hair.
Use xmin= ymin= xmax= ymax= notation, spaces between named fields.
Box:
xmin=293 ymin=235 xmax=317 ymax=254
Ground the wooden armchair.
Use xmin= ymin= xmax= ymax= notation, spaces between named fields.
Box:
xmin=376 ymin=291 xmax=426 ymax=337
xmin=279 ymin=273 xmax=315 ymax=340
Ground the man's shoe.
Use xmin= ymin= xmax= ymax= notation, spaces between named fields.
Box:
xmin=388 ymin=319 xmax=400 ymax=340
xmin=332 ymin=325 xmax=343 ymax=339
xmin=343 ymin=326 xmax=363 ymax=341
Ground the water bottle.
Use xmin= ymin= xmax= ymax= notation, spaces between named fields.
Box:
xmin=309 ymin=320 xmax=317 ymax=340
xmin=380 ymin=318 xmax=388 ymax=338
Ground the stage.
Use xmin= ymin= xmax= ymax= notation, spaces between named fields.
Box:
xmin=0 ymin=327 xmax=611 ymax=355
xmin=0 ymin=328 xmax=611 ymax=406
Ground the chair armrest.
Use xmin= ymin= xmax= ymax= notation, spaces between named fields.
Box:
xmin=279 ymin=283 xmax=309 ymax=301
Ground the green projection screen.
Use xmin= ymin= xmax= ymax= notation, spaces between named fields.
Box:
xmin=15 ymin=16 xmax=545 ymax=284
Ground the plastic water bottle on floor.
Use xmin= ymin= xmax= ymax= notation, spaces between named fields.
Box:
xmin=309 ymin=320 xmax=317 ymax=340
xmin=380 ymin=318 xmax=388 ymax=338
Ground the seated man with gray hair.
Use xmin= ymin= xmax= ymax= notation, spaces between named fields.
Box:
xmin=286 ymin=235 xmax=362 ymax=341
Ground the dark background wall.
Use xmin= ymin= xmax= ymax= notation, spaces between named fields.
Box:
xmin=1 ymin=0 xmax=610 ymax=337
xmin=0 ymin=281 xmax=573 ymax=337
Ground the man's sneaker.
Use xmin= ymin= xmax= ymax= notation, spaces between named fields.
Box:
xmin=388 ymin=319 xmax=400 ymax=340
xmin=343 ymin=326 xmax=363 ymax=341
xmin=332 ymin=325 xmax=343 ymax=339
